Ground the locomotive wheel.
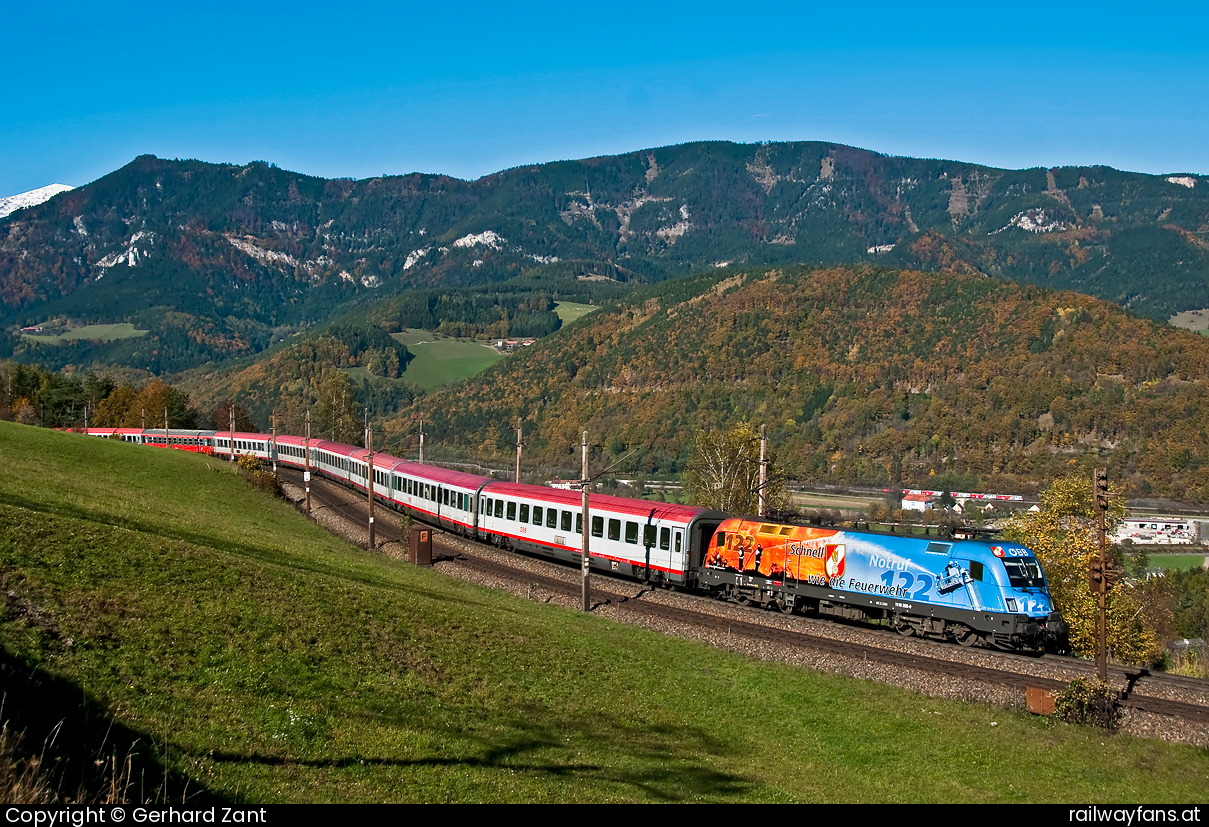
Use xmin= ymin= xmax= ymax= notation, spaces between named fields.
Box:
xmin=956 ymin=627 xmax=981 ymax=647
xmin=895 ymin=620 xmax=916 ymax=637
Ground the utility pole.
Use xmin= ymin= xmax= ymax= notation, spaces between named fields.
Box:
xmin=271 ymin=412 xmax=277 ymax=475
xmin=1091 ymin=467 xmax=1110 ymax=682
xmin=304 ymin=409 xmax=312 ymax=516
xmin=758 ymin=424 xmax=768 ymax=517
xmin=229 ymin=405 xmax=236 ymax=463
xmin=366 ymin=415 xmax=375 ymax=550
xmin=164 ymin=406 xmax=169 ymax=448
xmin=515 ymin=419 xmax=524 ymax=483
xmin=581 ymin=430 xmax=591 ymax=612
xmin=418 ymin=419 xmax=425 ymax=464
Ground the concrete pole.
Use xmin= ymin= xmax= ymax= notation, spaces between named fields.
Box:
xmin=515 ymin=419 xmax=523 ymax=483
xmin=759 ymin=424 xmax=768 ymax=517
xmin=304 ymin=410 xmax=312 ymax=516
xmin=367 ymin=422 xmax=376 ymax=550
xmin=581 ymin=430 xmax=591 ymax=612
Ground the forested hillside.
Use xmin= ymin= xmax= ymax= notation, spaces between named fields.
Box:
xmin=3 ymin=143 xmax=1207 ymax=376
xmin=393 ymin=265 xmax=1209 ymax=503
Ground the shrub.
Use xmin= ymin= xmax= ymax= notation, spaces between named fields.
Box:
xmin=1053 ymin=678 xmax=1122 ymax=730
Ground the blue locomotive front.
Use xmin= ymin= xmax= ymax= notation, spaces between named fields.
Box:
xmin=698 ymin=518 xmax=1068 ymax=651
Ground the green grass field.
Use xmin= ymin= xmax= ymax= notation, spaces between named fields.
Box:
xmin=21 ymin=322 xmax=148 ymax=343
xmin=392 ymin=329 xmax=506 ymax=390
xmin=2 ymin=420 xmax=1208 ymax=803
xmin=1148 ymin=553 xmax=1208 ymax=572
xmin=554 ymin=301 xmax=599 ymax=325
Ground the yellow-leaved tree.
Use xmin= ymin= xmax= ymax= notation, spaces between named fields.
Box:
xmin=684 ymin=423 xmax=789 ymax=515
xmin=1002 ymin=473 xmax=1159 ymax=664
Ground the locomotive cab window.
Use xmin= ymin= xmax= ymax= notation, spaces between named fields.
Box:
xmin=1002 ymin=558 xmax=1044 ymax=589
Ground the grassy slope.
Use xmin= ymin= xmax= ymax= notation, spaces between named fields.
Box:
xmin=554 ymin=301 xmax=599 ymax=325
xmin=391 ymin=329 xmax=505 ymax=390
xmin=1 ymin=421 xmax=1207 ymax=803
xmin=21 ymin=322 xmax=148 ymax=343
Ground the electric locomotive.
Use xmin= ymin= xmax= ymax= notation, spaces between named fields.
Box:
xmin=698 ymin=517 xmax=1068 ymax=651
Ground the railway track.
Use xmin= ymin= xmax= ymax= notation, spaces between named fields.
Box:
xmin=278 ymin=467 xmax=1209 ymax=741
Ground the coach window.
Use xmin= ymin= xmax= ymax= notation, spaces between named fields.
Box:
xmin=625 ymin=522 xmax=639 ymax=544
xmin=506 ymin=502 xmax=516 ymax=521
xmin=660 ymin=527 xmax=670 ymax=550
xmin=495 ymin=500 xmax=504 ymax=519
xmin=485 ymin=497 xmax=493 ymax=515
xmin=520 ymin=503 xmax=530 ymax=522
xmin=533 ymin=506 xmax=543 ymax=526
xmin=575 ymin=513 xmax=582 ymax=534
xmin=592 ymin=516 xmax=603 ymax=537
xmin=643 ymin=525 xmax=656 ymax=547
xmin=561 ymin=511 xmax=572 ymax=532
xmin=546 ymin=509 xmax=557 ymax=529
xmin=608 ymin=519 xmax=621 ymax=541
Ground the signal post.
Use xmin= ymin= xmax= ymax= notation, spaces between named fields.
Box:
xmin=1090 ymin=468 xmax=1110 ymax=681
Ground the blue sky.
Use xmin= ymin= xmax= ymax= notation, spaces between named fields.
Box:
xmin=3 ymin=1 xmax=1206 ymax=196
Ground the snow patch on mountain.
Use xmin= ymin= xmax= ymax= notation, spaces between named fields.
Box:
xmin=226 ymin=235 xmax=299 ymax=268
xmin=403 ymin=247 xmax=431 ymax=270
xmin=0 ymin=184 xmax=74 ymax=219
xmin=989 ymin=208 xmax=1069 ymax=235
xmin=96 ymin=231 xmax=155 ymax=273
xmin=453 ymin=230 xmax=505 ymax=250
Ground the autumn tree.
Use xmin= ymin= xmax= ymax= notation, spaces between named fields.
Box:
xmin=316 ymin=371 xmax=362 ymax=446
xmin=92 ymin=384 xmax=138 ymax=427
xmin=212 ymin=400 xmax=259 ymax=432
xmin=1002 ymin=473 xmax=1159 ymax=664
xmin=683 ymin=423 xmax=789 ymax=515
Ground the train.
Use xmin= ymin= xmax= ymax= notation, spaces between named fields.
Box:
xmin=79 ymin=426 xmax=1070 ymax=652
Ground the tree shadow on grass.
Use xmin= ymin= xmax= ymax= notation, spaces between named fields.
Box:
xmin=0 ymin=647 xmax=228 ymax=806
xmin=203 ymin=701 xmax=754 ymax=802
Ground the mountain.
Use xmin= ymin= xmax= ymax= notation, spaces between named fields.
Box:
xmin=0 ymin=183 xmax=74 ymax=219
xmin=394 ymin=264 xmax=1209 ymax=504
xmin=2 ymin=143 xmax=1208 ymax=375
